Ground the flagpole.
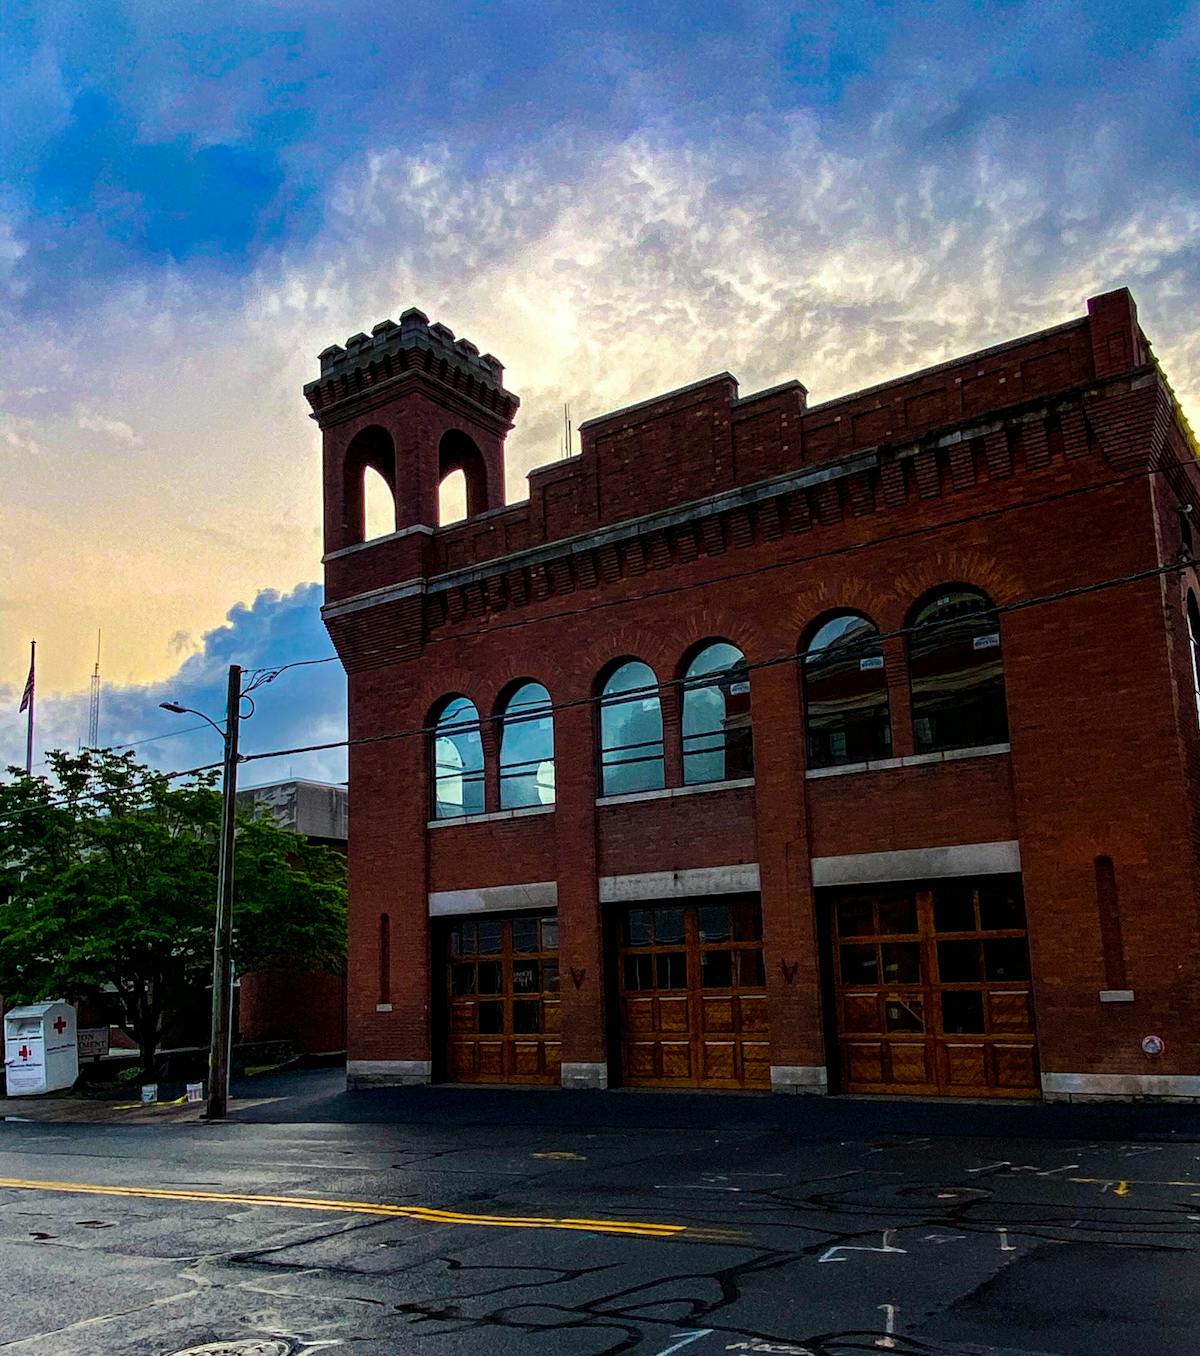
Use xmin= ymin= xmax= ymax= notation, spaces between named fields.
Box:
xmin=25 ymin=640 xmax=35 ymax=776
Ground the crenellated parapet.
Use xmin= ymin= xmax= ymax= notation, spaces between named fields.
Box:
xmin=304 ymin=307 xmax=519 ymax=429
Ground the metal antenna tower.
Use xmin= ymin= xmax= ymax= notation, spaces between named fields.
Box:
xmin=87 ymin=629 xmax=101 ymax=748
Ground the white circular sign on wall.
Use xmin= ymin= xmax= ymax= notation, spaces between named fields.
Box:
xmin=1141 ymin=1034 xmax=1165 ymax=1057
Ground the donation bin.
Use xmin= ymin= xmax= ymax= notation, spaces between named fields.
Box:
xmin=4 ymin=1001 xmax=78 ymax=1096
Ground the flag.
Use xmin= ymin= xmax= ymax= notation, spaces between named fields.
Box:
xmin=18 ymin=655 xmax=34 ymax=713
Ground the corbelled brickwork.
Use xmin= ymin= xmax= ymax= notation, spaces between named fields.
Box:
xmin=311 ymin=287 xmax=1200 ymax=1100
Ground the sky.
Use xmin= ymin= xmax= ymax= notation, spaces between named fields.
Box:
xmin=1 ymin=1 xmax=1199 ymax=785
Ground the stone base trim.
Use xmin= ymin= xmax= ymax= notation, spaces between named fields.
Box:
xmin=561 ymin=1062 xmax=609 ymax=1090
xmin=1042 ymin=1071 xmax=1200 ymax=1102
xmin=347 ymin=1060 xmax=432 ymax=1089
xmin=770 ymin=1065 xmax=829 ymax=1094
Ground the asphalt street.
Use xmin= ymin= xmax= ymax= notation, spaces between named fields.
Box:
xmin=0 ymin=1070 xmax=1198 ymax=1355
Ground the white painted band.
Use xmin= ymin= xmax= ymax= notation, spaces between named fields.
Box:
xmin=428 ymin=881 xmax=558 ymax=916
xmin=599 ymin=864 xmax=760 ymax=903
xmin=811 ymin=840 xmax=1020 ymax=887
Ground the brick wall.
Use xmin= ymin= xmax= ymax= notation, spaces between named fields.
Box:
xmin=313 ymin=288 xmax=1200 ymax=1093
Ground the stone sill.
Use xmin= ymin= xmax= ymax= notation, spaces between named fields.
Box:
xmin=428 ymin=804 xmax=555 ymax=829
xmin=805 ymin=743 xmax=1011 ymax=780
xmin=596 ymin=777 xmax=756 ymax=807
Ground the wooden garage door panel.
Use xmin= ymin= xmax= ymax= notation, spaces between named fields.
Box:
xmin=618 ymin=900 xmax=767 ymax=1090
xmin=841 ymin=993 xmax=881 ymax=1033
xmin=942 ymin=1041 xmax=986 ymax=1088
xmin=450 ymin=1040 xmax=476 ymax=1077
xmin=831 ymin=882 xmax=1038 ymax=1098
xmin=476 ymin=1042 xmax=505 ymax=1076
xmin=992 ymin=1042 xmax=1038 ymax=1089
xmin=889 ymin=1042 xmax=932 ymax=1084
xmin=443 ymin=913 xmax=560 ymax=1086
xmin=741 ymin=1042 xmax=770 ymax=1086
xmin=988 ymin=990 xmax=1033 ymax=1033
xmin=660 ymin=1041 xmax=693 ymax=1080
xmin=511 ymin=1042 xmax=543 ymax=1077
xmin=845 ymin=1042 xmax=885 ymax=1085
xmin=739 ymin=995 xmax=769 ymax=1033
xmin=544 ymin=1042 xmax=563 ymax=1074
xmin=701 ymin=1040 xmax=737 ymax=1082
xmin=658 ymin=997 xmax=692 ymax=1033
xmin=623 ymin=997 xmax=656 ymax=1034
xmin=701 ymin=997 xmax=735 ymax=1033
xmin=626 ymin=1042 xmax=658 ymax=1079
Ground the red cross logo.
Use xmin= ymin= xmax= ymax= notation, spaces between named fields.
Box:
xmin=18 ymin=1045 xmax=31 ymax=1060
xmin=53 ymin=1017 xmax=66 ymax=1035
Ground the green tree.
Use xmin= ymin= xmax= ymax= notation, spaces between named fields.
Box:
xmin=0 ymin=749 xmax=346 ymax=1076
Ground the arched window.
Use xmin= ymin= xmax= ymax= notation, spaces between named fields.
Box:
xmin=599 ymin=660 xmax=664 ymax=796
xmin=908 ymin=586 xmax=1008 ymax=753
xmin=1187 ymin=593 xmax=1200 ymax=730
xmin=342 ymin=425 xmax=396 ymax=547
xmin=439 ymin=429 xmax=489 ymax=521
xmin=499 ymin=682 xmax=555 ymax=809
xmin=682 ymin=642 xmax=753 ymax=784
xmin=803 ymin=613 xmax=891 ymax=768
xmin=431 ymin=696 xmax=484 ymax=819
xmin=439 ymin=468 xmax=467 ymax=526
xmin=363 ymin=465 xmax=395 ymax=540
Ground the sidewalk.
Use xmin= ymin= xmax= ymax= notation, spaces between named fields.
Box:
xmin=0 ymin=1089 xmax=281 ymax=1125
xmin=4 ymin=1066 xmax=1199 ymax=1140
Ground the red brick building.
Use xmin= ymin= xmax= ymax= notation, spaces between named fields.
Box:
xmin=307 ymin=288 xmax=1200 ymax=1101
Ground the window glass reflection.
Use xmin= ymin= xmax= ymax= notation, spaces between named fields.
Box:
xmin=500 ymin=682 xmax=555 ymax=809
xmin=909 ymin=588 xmax=1008 ymax=753
xmin=682 ymin=642 xmax=753 ymax=784
xmin=804 ymin=613 xmax=892 ymax=768
xmin=600 ymin=661 xmax=665 ymax=795
xmin=432 ymin=696 xmax=484 ymax=818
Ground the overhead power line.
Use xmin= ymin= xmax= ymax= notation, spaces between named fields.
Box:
xmin=232 ymin=553 xmax=1197 ymax=767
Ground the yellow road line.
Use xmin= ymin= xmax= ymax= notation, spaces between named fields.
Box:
xmin=1069 ymin=1176 xmax=1200 ymax=1191
xmin=0 ymin=1176 xmax=685 ymax=1239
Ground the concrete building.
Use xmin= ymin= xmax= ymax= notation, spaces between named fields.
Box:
xmin=236 ymin=779 xmax=348 ymax=1055
xmin=308 ymin=288 xmax=1200 ymax=1101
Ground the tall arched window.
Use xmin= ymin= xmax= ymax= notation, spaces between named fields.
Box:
xmin=1187 ymin=593 xmax=1200 ymax=730
xmin=499 ymin=682 xmax=555 ymax=809
xmin=342 ymin=425 xmax=396 ymax=547
xmin=599 ymin=660 xmax=665 ymax=796
xmin=439 ymin=468 xmax=467 ymax=525
xmin=682 ymin=642 xmax=753 ymax=784
xmin=803 ymin=613 xmax=891 ymax=768
xmin=363 ymin=465 xmax=395 ymax=540
xmin=908 ymin=586 xmax=1008 ymax=753
xmin=431 ymin=696 xmax=484 ymax=819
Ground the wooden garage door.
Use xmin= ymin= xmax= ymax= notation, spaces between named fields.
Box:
xmin=445 ymin=914 xmax=561 ymax=1084
xmin=618 ymin=899 xmax=769 ymax=1089
xmin=831 ymin=876 xmax=1038 ymax=1098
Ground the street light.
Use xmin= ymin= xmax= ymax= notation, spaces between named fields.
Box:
xmin=159 ymin=665 xmax=243 ymax=1120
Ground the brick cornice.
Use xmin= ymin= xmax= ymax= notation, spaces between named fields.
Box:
xmin=324 ymin=369 xmax=1174 ymax=675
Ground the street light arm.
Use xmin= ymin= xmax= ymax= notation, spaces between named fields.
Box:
xmin=159 ymin=702 xmax=227 ymax=743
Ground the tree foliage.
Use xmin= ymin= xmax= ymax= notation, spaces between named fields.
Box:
xmin=0 ymin=749 xmax=346 ymax=1073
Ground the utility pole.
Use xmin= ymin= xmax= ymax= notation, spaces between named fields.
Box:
xmin=207 ymin=663 xmax=242 ymax=1120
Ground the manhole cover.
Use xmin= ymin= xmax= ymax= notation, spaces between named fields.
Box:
xmin=169 ymin=1342 xmax=290 ymax=1356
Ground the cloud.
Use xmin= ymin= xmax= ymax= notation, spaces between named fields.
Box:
xmin=0 ymin=411 xmax=44 ymax=456
xmin=77 ymin=409 xmax=141 ymax=447
xmin=2 ymin=2 xmax=1200 ymax=699
xmin=0 ymin=582 xmax=347 ymax=789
